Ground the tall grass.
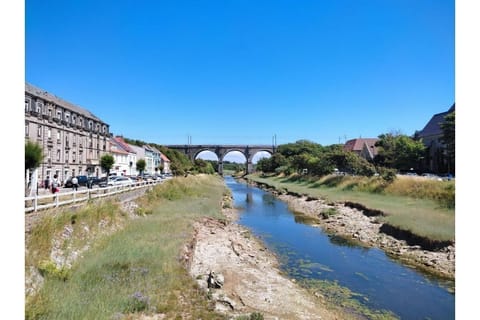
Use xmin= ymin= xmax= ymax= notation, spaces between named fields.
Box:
xmin=247 ymin=173 xmax=455 ymax=241
xmin=26 ymin=175 xmax=229 ymax=320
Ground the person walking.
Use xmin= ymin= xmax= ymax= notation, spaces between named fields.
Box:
xmin=51 ymin=174 xmax=59 ymax=194
xmin=72 ymin=176 xmax=79 ymax=191
xmin=44 ymin=176 xmax=50 ymax=190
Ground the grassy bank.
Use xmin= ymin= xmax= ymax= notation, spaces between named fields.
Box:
xmin=246 ymin=173 xmax=455 ymax=242
xmin=26 ymin=175 xmax=231 ymax=320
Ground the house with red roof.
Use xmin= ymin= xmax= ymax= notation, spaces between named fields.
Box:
xmin=343 ymin=138 xmax=379 ymax=162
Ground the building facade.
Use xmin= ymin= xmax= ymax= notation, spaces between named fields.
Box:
xmin=417 ymin=103 xmax=455 ymax=174
xmin=25 ymin=83 xmax=111 ymax=184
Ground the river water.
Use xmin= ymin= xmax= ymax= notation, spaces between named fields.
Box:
xmin=225 ymin=176 xmax=455 ymax=319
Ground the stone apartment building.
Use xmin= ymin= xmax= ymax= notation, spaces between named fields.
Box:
xmin=25 ymin=82 xmax=111 ymax=185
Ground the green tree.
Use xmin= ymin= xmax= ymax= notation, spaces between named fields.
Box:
xmin=25 ymin=140 xmax=44 ymax=195
xmin=25 ymin=140 xmax=43 ymax=171
xmin=136 ymin=159 xmax=146 ymax=176
xmin=440 ymin=111 xmax=455 ymax=174
xmin=100 ymin=154 xmax=115 ymax=178
xmin=193 ymin=158 xmax=215 ymax=174
xmin=374 ymin=133 xmax=426 ymax=171
xmin=277 ymin=140 xmax=325 ymax=158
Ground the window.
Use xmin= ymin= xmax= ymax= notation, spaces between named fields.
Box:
xmin=65 ymin=113 xmax=70 ymax=123
xmin=37 ymin=125 xmax=42 ymax=137
xmin=72 ymin=115 xmax=76 ymax=125
xmin=47 ymin=149 xmax=52 ymax=160
xmin=73 ymin=151 xmax=76 ymax=162
xmin=102 ymin=125 xmax=107 ymax=134
xmin=65 ymin=150 xmax=69 ymax=162
xmin=25 ymin=99 xmax=31 ymax=112
xmin=36 ymin=101 xmax=43 ymax=113
xmin=25 ymin=123 xmax=29 ymax=136
xmin=47 ymin=128 xmax=51 ymax=139
xmin=79 ymin=118 xmax=83 ymax=127
xmin=48 ymin=109 xmax=52 ymax=117
xmin=57 ymin=150 xmax=61 ymax=161
xmin=57 ymin=110 xmax=62 ymax=119
xmin=88 ymin=120 xmax=93 ymax=130
xmin=56 ymin=131 xmax=60 ymax=141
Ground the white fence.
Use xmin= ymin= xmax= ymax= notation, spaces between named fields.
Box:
xmin=25 ymin=179 xmax=163 ymax=213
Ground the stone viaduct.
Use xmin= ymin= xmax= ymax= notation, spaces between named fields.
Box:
xmin=165 ymin=144 xmax=276 ymax=174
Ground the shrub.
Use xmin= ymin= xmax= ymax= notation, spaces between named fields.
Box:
xmin=320 ymin=207 xmax=338 ymax=219
xmin=38 ymin=259 xmax=70 ymax=281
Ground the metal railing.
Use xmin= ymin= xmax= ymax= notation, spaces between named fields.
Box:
xmin=25 ymin=179 xmax=164 ymax=213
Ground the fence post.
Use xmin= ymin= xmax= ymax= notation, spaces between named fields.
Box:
xmin=73 ymin=190 xmax=76 ymax=204
xmin=55 ymin=192 xmax=59 ymax=207
xmin=34 ymin=194 xmax=38 ymax=212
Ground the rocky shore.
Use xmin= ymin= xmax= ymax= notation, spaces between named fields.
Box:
xmin=250 ymin=181 xmax=455 ymax=282
xmin=186 ymin=205 xmax=345 ymax=319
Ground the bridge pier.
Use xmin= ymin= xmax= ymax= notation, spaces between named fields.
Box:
xmin=218 ymin=161 xmax=223 ymax=175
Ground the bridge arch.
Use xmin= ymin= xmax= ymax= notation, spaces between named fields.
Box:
xmin=166 ymin=144 xmax=276 ymax=174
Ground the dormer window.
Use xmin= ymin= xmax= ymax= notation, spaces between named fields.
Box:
xmin=57 ymin=110 xmax=62 ymax=119
xmin=79 ymin=118 xmax=84 ymax=127
xmin=102 ymin=125 xmax=107 ymax=134
xmin=65 ymin=113 xmax=70 ymax=122
xmin=88 ymin=120 xmax=93 ymax=130
xmin=96 ymin=123 xmax=100 ymax=132
xmin=72 ymin=115 xmax=76 ymax=125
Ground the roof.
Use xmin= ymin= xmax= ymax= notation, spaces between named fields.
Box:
xmin=109 ymin=138 xmax=129 ymax=155
xmin=418 ymin=103 xmax=455 ymax=138
xmin=25 ymin=82 xmax=105 ymax=123
xmin=113 ymin=136 xmax=136 ymax=153
xmin=344 ymin=138 xmax=379 ymax=152
xmin=160 ymin=153 xmax=170 ymax=162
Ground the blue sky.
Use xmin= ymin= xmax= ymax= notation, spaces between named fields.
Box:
xmin=25 ymin=0 xmax=455 ymax=150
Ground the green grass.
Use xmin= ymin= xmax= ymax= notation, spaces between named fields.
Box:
xmin=247 ymin=173 xmax=455 ymax=241
xmin=26 ymin=175 xmax=230 ymax=320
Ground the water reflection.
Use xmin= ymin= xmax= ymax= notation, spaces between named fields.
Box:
xmin=225 ymin=176 xmax=455 ymax=320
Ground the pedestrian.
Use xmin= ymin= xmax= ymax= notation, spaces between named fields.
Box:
xmin=44 ymin=176 xmax=50 ymax=190
xmin=51 ymin=174 xmax=59 ymax=194
xmin=72 ymin=176 xmax=79 ymax=191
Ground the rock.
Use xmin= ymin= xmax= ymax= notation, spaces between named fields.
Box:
xmin=207 ymin=271 xmax=224 ymax=288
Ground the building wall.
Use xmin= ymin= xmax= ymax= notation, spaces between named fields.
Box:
xmin=25 ymin=83 xmax=110 ymax=185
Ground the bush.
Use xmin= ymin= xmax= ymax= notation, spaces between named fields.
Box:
xmin=320 ymin=207 xmax=338 ymax=219
xmin=38 ymin=260 xmax=70 ymax=281
xmin=377 ymin=167 xmax=397 ymax=182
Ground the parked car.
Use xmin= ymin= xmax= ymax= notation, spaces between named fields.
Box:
xmin=88 ymin=176 xmax=107 ymax=186
xmin=64 ymin=175 xmax=89 ymax=187
xmin=107 ymin=176 xmax=134 ymax=187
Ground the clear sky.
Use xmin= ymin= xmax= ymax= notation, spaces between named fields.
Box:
xmin=25 ymin=0 xmax=455 ymax=148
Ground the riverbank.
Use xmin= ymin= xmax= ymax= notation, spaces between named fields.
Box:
xmin=187 ymin=200 xmax=352 ymax=319
xmin=243 ymin=178 xmax=455 ymax=282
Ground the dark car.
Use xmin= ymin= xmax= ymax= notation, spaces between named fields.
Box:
xmin=64 ymin=175 xmax=89 ymax=187
xmin=88 ymin=176 xmax=107 ymax=187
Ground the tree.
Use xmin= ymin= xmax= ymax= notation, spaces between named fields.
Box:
xmin=100 ymin=154 xmax=115 ymax=178
xmin=136 ymin=159 xmax=146 ymax=176
xmin=440 ymin=111 xmax=455 ymax=174
xmin=374 ymin=133 xmax=425 ymax=171
xmin=25 ymin=140 xmax=43 ymax=171
xmin=25 ymin=140 xmax=44 ymax=195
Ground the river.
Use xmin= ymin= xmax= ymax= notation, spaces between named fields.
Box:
xmin=225 ymin=176 xmax=454 ymax=319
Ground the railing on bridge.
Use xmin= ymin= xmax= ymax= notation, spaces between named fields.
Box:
xmin=24 ymin=179 xmax=164 ymax=213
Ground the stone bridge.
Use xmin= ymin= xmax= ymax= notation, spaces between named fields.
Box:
xmin=165 ymin=144 xmax=276 ymax=174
